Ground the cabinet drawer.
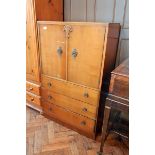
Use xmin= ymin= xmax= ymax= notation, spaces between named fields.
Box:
xmin=109 ymin=74 xmax=129 ymax=99
xmin=26 ymin=82 xmax=40 ymax=96
xmin=42 ymin=100 xmax=96 ymax=137
xmin=41 ymin=75 xmax=100 ymax=106
xmin=26 ymin=92 xmax=41 ymax=106
xmin=41 ymin=88 xmax=97 ymax=119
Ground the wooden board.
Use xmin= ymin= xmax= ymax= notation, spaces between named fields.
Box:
xmin=38 ymin=24 xmax=66 ymax=79
xmin=67 ymin=24 xmax=106 ymax=88
xmin=35 ymin=0 xmax=63 ymax=21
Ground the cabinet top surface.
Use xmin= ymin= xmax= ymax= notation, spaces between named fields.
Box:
xmin=112 ymin=59 xmax=129 ymax=77
xmin=37 ymin=21 xmax=120 ymax=27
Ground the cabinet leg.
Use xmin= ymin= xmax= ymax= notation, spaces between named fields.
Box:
xmin=99 ymin=106 xmax=111 ymax=153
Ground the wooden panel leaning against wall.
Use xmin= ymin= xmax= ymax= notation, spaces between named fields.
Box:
xmin=35 ymin=0 xmax=64 ymax=21
xmin=26 ymin=0 xmax=64 ymax=112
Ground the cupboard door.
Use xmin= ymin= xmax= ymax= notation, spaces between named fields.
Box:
xmin=35 ymin=0 xmax=63 ymax=21
xmin=67 ymin=24 xmax=106 ymax=88
xmin=26 ymin=0 xmax=39 ymax=82
xmin=39 ymin=24 xmax=66 ymax=79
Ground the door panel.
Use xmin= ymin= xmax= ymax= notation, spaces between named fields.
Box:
xmin=67 ymin=24 xmax=106 ymax=88
xmin=39 ymin=24 xmax=66 ymax=79
xmin=26 ymin=0 xmax=39 ymax=82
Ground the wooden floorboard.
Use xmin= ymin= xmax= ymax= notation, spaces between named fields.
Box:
xmin=26 ymin=107 xmax=128 ymax=155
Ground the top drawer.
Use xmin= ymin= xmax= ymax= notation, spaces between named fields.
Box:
xmin=41 ymin=75 xmax=100 ymax=106
xmin=26 ymin=81 xmax=40 ymax=96
xmin=109 ymin=74 xmax=129 ymax=99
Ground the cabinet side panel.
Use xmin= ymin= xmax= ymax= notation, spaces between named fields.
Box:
xmin=26 ymin=0 xmax=40 ymax=82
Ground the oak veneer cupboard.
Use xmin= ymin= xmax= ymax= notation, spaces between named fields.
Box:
xmin=38 ymin=21 xmax=120 ymax=138
xmin=26 ymin=0 xmax=63 ymax=111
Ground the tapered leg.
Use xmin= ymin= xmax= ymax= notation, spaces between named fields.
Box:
xmin=99 ymin=105 xmax=111 ymax=153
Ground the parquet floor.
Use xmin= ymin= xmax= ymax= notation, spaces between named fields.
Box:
xmin=26 ymin=107 xmax=129 ymax=155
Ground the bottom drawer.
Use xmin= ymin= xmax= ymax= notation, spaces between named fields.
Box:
xmin=26 ymin=92 xmax=41 ymax=106
xmin=42 ymin=100 xmax=96 ymax=138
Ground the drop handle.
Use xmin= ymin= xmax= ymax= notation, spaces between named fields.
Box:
xmin=48 ymin=107 xmax=52 ymax=112
xmin=72 ymin=48 xmax=78 ymax=58
xmin=29 ymin=88 xmax=33 ymax=91
xmin=83 ymin=92 xmax=89 ymax=98
xmin=47 ymin=82 xmax=52 ymax=87
xmin=82 ymin=108 xmax=88 ymax=112
xmin=57 ymin=47 xmax=63 ymax=56
xmin=31 ymin=98 xmax=34 ymax=102
xmin=80 ymin=121 xmax=86 ymax=126
xmin=48 ymin=95 xmax=52 ymax=100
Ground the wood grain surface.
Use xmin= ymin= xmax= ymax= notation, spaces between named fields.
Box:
xmin=27 ymin=107 xmax=129 ymax=155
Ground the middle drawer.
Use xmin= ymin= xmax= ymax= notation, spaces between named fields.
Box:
xmin=41 ymin=75 xmax=100 ymax=106
xmin=41 ymin=87 xmax=97 ymax=120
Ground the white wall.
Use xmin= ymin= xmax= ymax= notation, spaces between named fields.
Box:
xmin=64 ymin=0 xmax=129 ymax=65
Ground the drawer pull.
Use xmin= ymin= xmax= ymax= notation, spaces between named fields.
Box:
xmin=48 ymin=107 xmax=52 ymax=112
xmin=82 ymin=108 xmax=87 ymax=112
xmin=31 ymin=98 xmax=34 ymax=102
xmin=83 ymin=92 xmax=89 ymax=98
xmin=80 ymin=121 xmax=86 ymax=126
xmin=29 ymin=88 xmax=33 ymax=91
xmin=48 ymin=95 xmax=52 ymax=100
xmin=48 ymin=82 xmax=52 ymax=87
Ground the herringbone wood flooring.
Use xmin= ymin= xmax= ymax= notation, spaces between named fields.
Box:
xmin=26 ymin=107 xmax=128 ymax=155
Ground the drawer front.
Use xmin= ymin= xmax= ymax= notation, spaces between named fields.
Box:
xmin=42 ymin=100 xmax=96 ymax=137
xmin=109 ymin=74 xmax=129 ymax=99
xmin=41 ymin=88 xmax=97 ymax=119
xmin=26 ymin=82 xmax=40 ymax=96
xmin=41 ymin=75 xmax=100 ymax=106
xmin=26 ymin=92 xmax=41 ymax=106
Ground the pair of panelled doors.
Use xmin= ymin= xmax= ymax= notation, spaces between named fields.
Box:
xmin=38 ymin=22 xmax=106 ymax=89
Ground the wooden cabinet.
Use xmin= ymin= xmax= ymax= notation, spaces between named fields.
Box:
xmin=26 ymin=0 xmax=63 ymax=111
xmin=38 ymin=21 xmax=120 ymax=139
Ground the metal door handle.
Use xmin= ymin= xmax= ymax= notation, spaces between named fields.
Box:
xmin=72 ymin=48 xmax=78 ymax=58
xmin=57 ymin=47 xmax=63 ymax=56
